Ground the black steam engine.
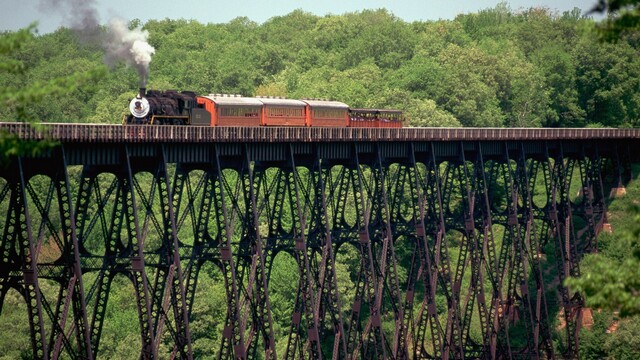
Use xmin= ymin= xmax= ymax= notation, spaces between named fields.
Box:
xmin=124 ymin=88 xmax=201 ymax=125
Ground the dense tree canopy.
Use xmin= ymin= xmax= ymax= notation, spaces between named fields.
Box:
xmin=0 ymin=3 xmax=638 ymax=128
xmin=591 ymin=0 xmax=640 ymax=41
xmin=0 ymin=24 xmax=104 ymax=159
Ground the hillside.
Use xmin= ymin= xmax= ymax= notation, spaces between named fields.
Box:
xmin=0 ymin=5 xmax=639 ymax=128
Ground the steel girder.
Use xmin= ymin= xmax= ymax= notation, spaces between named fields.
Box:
xmin=0 ymin=140 xmax=628 ymax=359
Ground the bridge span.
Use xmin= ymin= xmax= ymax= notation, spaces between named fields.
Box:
xmin=1 ymin=123 xmax=639 ymax=359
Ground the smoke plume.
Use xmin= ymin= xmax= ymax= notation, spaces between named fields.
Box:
xmin=104 ymin=19 xmax=156 ymax=86
xmin=39 ymin=0 xmax=156 ymax=86
xmin=40 ymin=0 xmax=99 ymax=28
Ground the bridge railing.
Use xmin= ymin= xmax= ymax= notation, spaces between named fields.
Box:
xmin=1 ymin=122 xmax=639 ymax=143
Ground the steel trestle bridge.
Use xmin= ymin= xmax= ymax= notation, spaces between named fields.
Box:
xmin=1 ymin=123 xmax=638 ymax=359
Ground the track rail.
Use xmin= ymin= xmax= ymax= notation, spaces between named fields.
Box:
xmin=2 ymin=122 xmax=640 ymax=142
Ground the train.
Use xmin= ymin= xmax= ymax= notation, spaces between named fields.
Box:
xmin=124 ymin=88 xmax=403 ymax=128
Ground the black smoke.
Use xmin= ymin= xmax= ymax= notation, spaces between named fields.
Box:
xmin=38 ymin=0 xmax=155 ymax=86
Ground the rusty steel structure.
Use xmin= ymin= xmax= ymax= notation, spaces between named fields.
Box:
xmin=0 ymin=123 xmax=638 ymax=359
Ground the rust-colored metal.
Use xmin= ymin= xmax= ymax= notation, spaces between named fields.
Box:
xmin=2 ymin=122 xmax=640 ymax=144
xmin=0 ymin=125 xmax=637 ymax=359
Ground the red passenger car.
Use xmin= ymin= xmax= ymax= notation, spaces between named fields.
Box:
xmin=197 ymin=94 xmax=262 ymax=127
xmin=303 ymin=99 xmax=349 ymax=127
xmin=349 ymin=109 xmax=403 ymax=128
xmin=378 ymin=110 xmax=403 ymax=128
xmin=258 ymin=97 xmax=307 ymax=126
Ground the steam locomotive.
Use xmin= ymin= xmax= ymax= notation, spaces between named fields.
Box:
xmin=124 ymin=88 xmax=403 ymax=128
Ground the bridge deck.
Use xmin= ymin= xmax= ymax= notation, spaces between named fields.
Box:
xmin=2 ymin=122 xmax=640 ymax=142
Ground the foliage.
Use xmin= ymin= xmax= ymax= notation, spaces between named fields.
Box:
xmin=2 ymin=5 xmax=639 ymax=129
xmin=0 ymin=24 xmax=105 ymax=160
xmin=590 ymin=0 xmax=640 ymax=41
xmin=579 ymin=309 xmax=611 ymax=359
xmin=0 ymin=27 xmax=105 ymax=121
xmin=566 ymin=165 xmax=640 ymax=356
xmin=579 ymin=310 xmax=640 ymax=359
xmin=604 ymin=316 xmax=640 ymax=359
xmin=567 ymin=242 xmax=640 ymax=316
xmin=567 ymin=190 xmax=640 ymax=318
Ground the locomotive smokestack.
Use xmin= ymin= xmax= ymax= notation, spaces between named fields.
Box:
xmin=139 ymin=87 xmax=146 ymax=98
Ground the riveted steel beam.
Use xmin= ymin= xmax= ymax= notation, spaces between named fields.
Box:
xmin=0 ymin=136 xmax=635 ymax=359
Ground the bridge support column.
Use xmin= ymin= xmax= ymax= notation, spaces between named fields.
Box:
xmin=239 ymin=145 xmax=277 ymax=360
xmin=308 ymin=147 xmax=348 ymax=359
xmin=282 ymin=144 xmax=322 ymax=360
xmin=121 ymin=146 xmax=157 ymax=359
xmin=548 ymin=143 xmax=583 ymax=358
xmin=0 ymin=148 xmax=94 ymax=360
xmin=345 ymin=145 xmax=388 ymax=359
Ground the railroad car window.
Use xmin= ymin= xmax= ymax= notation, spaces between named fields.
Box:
xmin=315 ymin=109 xmax=345 ymax=118
xmin=269 ymin=107 xmax=303 ymax=117
xmin=380 ymin=112 xmax=402 ymax=121
xmin=350 ymin=111 xmax=377 ymax=121
xmin=220 ymin=106 xmax=260 ymax=117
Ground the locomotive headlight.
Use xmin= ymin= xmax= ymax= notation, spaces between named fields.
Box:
xmin=129 ymin=96 xmax=150 ymax=118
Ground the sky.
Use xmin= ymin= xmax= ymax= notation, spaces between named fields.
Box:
xmin=1 ymin=0 xmax=601 ymax=34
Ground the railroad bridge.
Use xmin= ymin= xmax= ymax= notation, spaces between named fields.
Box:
xmin=1 ymin=123 xmax=638 ymax=359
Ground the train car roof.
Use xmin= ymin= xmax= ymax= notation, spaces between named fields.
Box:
xmin=256 ymin=97 xmax=307 ymax=107
xmin=201 ymin=95 xmax=264 ymax=106
xmin=301 ymin=99 xmax=349 ymax=109
xmin=377 ymin=109 xmax=403 ymax=114
xmin=350 ymin=108 xmax=403 ymax=113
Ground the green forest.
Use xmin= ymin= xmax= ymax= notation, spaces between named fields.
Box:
xmin=1 ymin=3 xmax=640 ymax=128
xmin=2 ymin=1 xmax=640 ymax=359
